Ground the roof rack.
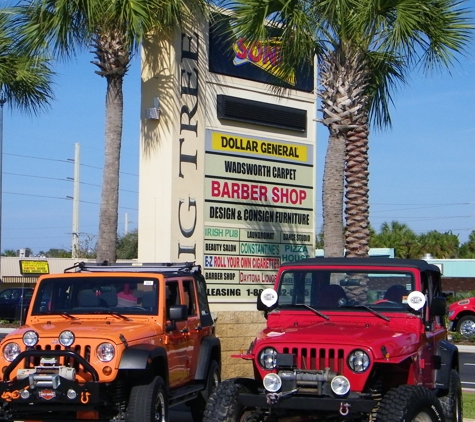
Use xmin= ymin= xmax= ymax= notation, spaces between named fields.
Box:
xmin=64 ymin=261 xmax=200 ymax=274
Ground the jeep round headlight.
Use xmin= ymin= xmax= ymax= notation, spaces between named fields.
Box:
xmin=258 ymin=347 xmax=277 ymax=370
xmin=59 ymin=330 xmax=75 ymax=347
xmin=348 ymin=349 xmax=370 ymax=373
xmin=22 ymin=331 xmax=38 ymax=347
xmin=331 ymin=375 xmax=350 ymax=396
xmin=97 ymin=343 xmax=115 ymax=362
xmin=263 ymin=373 xmax=282 ymax=393
xmin=3 ymin=343 xmax=21 ymax=362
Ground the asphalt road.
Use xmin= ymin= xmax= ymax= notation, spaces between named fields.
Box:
xmin=461 ymin=352 xmax=475 ymax=390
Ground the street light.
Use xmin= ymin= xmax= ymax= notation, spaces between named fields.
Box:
xmin=0 ymin=90 xmax=6 ymax=277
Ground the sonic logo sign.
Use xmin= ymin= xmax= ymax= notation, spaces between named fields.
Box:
xmin=233 ymin=38 xmax=295 ymax=85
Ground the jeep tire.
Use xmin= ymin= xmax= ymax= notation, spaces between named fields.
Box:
xmin=190 ymin=359 xmax=220 ymax=422
xmin=439 ymin=369 xmax=463 ymax=422
xmin=456 ymin=315 xmax=475 ymax=337
xmin=376 ymin=385 xmax=444 ymax=422
xmin=203 ymin=378 xmax=263 ymax=422
xmin=127 ymin=376 xmax=167 ymax=422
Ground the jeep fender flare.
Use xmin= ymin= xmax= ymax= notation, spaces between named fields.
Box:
xmin=435 ymin=339 xmax=459 ymax=391
xmin=118 ymin=344 xmax=168 ymax=375
xmin=194 ymin=336 xmax=221 ymax=381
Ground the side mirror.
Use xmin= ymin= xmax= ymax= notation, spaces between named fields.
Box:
xmin=169 ymin=304 xmax=188 ymax=321
xmin=166 ymin=305 xmax=188 ymax=332
xmin=430 ymin=296 xmax=447 ymax=317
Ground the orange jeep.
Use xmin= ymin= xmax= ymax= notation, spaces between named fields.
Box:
xmin=0 ymin=262 xmax=221 ymax=422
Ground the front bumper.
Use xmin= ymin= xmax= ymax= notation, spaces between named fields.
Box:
xmin=239 ymin=391 xmax=377 ymax=415
xmin=0 ymin=349 xmax=101 ymax=409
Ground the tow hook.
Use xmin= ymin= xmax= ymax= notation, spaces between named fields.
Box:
xmin=339 ymin=402 xmax=350 ymax=416
xmin=266 ymin=389 xmax=298 ymax=406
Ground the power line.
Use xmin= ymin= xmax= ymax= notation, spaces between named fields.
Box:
xmin=4 ymin=191 xmax=138 ymax=210
xmin=6 ymin=152 xmax=138 ymax=177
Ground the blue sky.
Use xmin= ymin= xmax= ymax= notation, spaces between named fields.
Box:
xmin=2 ymin=6 xmax=475 ymax=255
xmin=2 ymin=55 xmax=141 ymax=254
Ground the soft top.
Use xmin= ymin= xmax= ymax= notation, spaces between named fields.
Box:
xmin=281 ymin=257 xmax=440 ymax=273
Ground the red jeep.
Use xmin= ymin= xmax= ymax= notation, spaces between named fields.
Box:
xmin=448 ymin=297 xmax=475 ymax=337
xmin=204 ymin=258 xmax=461 ymax=422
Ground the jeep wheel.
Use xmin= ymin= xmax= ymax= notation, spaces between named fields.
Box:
xmin=127 ymin=376 xmax=167 ymax=422
xmin=376 ymin=385 xmax=444 ymax=422
xmin=203 ymin=378 xmax=263 ymax=422
xmin=456 ymin=315 xmax=475 ymax=337
xmin=190 ymin=360 xmax=221 ymax=422
xmin=439 ymin=369 xmax=463 ymax=422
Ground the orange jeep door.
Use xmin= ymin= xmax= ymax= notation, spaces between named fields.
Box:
xmin=182 ymin=278 xmax=203 ymax=381
xmin=165 ymin=280 xmax=189 ymax=387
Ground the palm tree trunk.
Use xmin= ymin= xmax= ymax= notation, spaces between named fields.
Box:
xmin=322 ymin=134 xmax=345 ymax=257
xmin=345 ymin=119 xmax=370 ymax=257
xmin=96 ymin=75 xmax=123 ymax=263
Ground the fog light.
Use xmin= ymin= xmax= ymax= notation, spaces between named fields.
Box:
xmin=331 ymin=375 xmax=350 ymax=396
xmin=67 ymin=389 xmax=77 ymax=399
xmin=22 ymin=331 xmax=39 ymax=347
xmin=263 ymin=373 xmax=282 ymax=393
xmin=20 ymin=389 xmax=30 ymax=399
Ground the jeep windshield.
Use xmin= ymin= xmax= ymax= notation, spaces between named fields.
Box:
xmin=277 ymin=269 xmax=415 ymax=312
xmin=31 ymin=276 xmax=159 ymax=316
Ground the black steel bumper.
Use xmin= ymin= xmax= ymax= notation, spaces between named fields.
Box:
xmin=238 ymin=392 xmax=378 ymax=414
xmin=0 ymin=349 xmax=101 ymax=408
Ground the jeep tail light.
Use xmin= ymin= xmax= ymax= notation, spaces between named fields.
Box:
xmin=23 ymin=330 xmax=39 ymax=347
xmin=258 ymin=347 xmax=277 ymax=370
xmin=97 ymin=343 xmax=115 ymax=362
xmin=348 ymin=349 xmax=370 ymax=373
xmin=3 ymin=342 xmax=21 ymax=362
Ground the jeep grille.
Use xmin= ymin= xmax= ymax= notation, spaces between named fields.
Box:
xmin=282 ymin=347 xmax=345 ymax=373
xmin=31 ymin=344 xmax=92 ymax=372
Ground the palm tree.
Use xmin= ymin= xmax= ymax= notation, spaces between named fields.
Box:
xmin=0 ymin=13 xmax=54 ymax=114
xmin=229 ymin=0 xmax=472 ymax=258
xmin=418 ymin=230 xmax=459 ymax=259
xmin=371 ymin=221 xmax=421 ymax=258
xmin=460 ymin=231 xmax=475 ymax=258
xmin=10 ymin=0 xmax=208 ymax=262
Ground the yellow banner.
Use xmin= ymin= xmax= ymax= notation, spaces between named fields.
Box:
xmin=19 ymin=260 xmax=50 ymax=275
xmin=211 ymin=132 xmax=308 ymax=162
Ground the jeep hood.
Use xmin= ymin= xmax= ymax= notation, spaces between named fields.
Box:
xmin=4 ymin=319 xmax=161 ymax=345
xmin=260 ymin=317 xmax=420 ymax=359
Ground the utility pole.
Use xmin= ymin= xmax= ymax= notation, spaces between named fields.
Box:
xmin=0 ymin=92 xmax=6 ymax=276
xmin=71 ymin=143 xmax=80 ymax=258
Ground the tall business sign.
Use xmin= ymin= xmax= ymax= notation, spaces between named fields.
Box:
xmin=139 ymin=13 xmax=316 ymax=307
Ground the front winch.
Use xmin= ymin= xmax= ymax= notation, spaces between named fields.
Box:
xmin=16 ymin=357 xmax=76 ymax=389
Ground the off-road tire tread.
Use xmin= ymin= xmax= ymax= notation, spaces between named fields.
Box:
xmin=376 ymin=385 xmax=444 ymax=422
xmin=203 ymin=378 xmax=251 ymax=422
xmin=127 ymin=376 xmax=167 ymax=422
xmin=190 ymin=359 xmax=221 ymax=422
xmin=439 ymin=369 xmax=463 ymax=422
